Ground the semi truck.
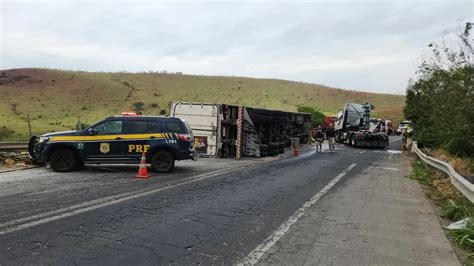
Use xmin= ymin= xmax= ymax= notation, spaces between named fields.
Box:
xmin=334 ymin=103 xmax=389 ymax=148
xmin=170 ymin=102 xmax=311 ymax=158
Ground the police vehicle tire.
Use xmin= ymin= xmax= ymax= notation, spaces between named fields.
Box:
xmin=49 ymin=148 xmax=79 ymax=172
xmin=151 ymin=151 xmax=175 ymax=173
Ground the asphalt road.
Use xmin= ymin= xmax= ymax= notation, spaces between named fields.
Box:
xmin=0 ymin=137 xmax=403 ymax=265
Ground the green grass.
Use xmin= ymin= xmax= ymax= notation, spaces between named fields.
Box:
xmin=0 ymin=68 xmax=405 ymax=140
xmin=409 ymin=159 xmax=474 ymax=261
xmin=409 ymin=160 xmax=433 ymax=186
xmin=448 ymin=219 xmax=474 ymax=254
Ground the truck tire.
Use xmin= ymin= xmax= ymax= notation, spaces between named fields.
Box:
xmin=352 ymin=135 xmax=358 ymax=147
xmin=151 ymin=151 xmax=175 ymax=173
xmin=49 ymin=148 xmax=79 ymax=172
xmin=347 ymin=134 xmax=353 ymax=146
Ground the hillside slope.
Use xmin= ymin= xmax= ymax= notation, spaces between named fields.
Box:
xmin=0 ymin=68 xmax=405 ymax=139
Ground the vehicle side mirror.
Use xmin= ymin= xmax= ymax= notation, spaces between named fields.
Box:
xmin=87 ymin=128 xmax=95 ymax=135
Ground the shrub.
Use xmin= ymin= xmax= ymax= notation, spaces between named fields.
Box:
xmin=442 ymin=198 xmax=473 ymax=221
xmin=0 ymin=126 xmax=15 ymax=141
xmin=150 ymin=103 xmax=159 ymax=108
xmin=159 ymin=109 xmax=167 ymax=115
xmin=297 ymin=106 xmax=324 ymax=128
xmin=132 ymin=102 xmax=145 ymax=111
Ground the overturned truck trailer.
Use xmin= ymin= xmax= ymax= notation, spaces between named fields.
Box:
xmin=170 ymin=102 xmax=310 ymax=158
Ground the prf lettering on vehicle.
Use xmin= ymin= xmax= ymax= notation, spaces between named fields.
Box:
xmin=128 ymin=144 xmax=150 ymax=153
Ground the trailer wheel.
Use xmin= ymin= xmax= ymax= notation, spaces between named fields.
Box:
xmin=352 ymin=135 xmax=358 ymax=147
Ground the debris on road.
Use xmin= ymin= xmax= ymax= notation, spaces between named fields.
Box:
xmin=0 ymin=151 xmax=35 ymax=172
xmin=444 ymin=218 xmax=470 ymax=230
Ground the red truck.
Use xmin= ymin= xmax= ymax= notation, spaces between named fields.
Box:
xmin=323 ymin=116 xmax=337 ymax=129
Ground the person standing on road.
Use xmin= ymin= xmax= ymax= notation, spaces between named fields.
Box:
xmin=326 ymin=124 xmax=336 ymax=152
xmin=314 ymin=126 xmax=324 ymax=152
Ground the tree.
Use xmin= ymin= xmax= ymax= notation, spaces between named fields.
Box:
xmin=404 ymin=22 xmax=473 ymax=156
xmin=297 ymin=106 xmax=325 ymax=128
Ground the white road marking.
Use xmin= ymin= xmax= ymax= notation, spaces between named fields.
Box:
xmin=373 ymin=166 xmax=400 ymax=171
xmin=387 ymin=150 xmax=402 ymax=154
xmin=239 ymin=163 xmax=358 ymax=265
xmin=0 ymin=165 xmax=249 ymax=235
xmin=389 ymin=137 xmax=403 ymax=143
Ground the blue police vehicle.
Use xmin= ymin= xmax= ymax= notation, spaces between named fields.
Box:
xmin=29 ymin=113 xmax=196 ymax=172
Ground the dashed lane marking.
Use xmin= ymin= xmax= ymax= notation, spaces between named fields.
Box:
xmin=239 ymin=163 xmax=358 ymax=265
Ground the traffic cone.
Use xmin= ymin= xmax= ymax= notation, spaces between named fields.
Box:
xmin=135 ymin=153 xmax=150 ymax=179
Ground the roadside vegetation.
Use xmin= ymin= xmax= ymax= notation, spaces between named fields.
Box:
xmin=404 ymin=22 xmax=473 ymax=158
xmin=406 ymin=22 xmax=474 ymax=263
xmin=296 ymin=106 xmax=324 ymax=128
xmin=410 ymin=160 xmax=474 ymax=263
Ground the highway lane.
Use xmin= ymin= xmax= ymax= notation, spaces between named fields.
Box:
xmin=0 ymin=137 xmax=404 ymax=265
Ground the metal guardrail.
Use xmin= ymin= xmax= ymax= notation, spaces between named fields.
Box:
xmin=0 ymin=142 xmax=29 ymax=151
xmin=412 ymin=142 xmax=474 ymax=203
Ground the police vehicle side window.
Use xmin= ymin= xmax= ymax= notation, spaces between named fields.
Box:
xmin=148 ymin=121 xmax=163 ymax=133
xmin=123 ymin=121 xmax=148 ymax=134
xmin=93 ymin=121 xmax=122 ymax=135
xmin=164 ymin=120 xmax=187 ymax=133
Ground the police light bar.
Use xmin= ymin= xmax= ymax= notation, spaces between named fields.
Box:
xmin=122 ymin=112 xmax=138 ymax=116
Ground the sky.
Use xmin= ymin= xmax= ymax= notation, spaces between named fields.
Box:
xmin=0 ymin=0 xmax=472 ymax=94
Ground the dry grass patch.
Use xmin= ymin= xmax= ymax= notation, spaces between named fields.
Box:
xmin=427 ymin=149 xmax=473 ymax=176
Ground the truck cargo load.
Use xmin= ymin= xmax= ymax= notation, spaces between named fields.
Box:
xmin=170 ymin=102 xmax=311 ymax=158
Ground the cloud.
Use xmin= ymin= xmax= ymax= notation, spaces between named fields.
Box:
xmin=1 ymin=0 xmax=472 ymax=93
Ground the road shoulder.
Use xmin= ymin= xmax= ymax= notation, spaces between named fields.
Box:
xmin=258 ymin=152 xmax=459 ymax=265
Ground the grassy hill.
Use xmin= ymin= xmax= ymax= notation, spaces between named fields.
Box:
xmin=0 ymin=68 xmax=405 ymax=140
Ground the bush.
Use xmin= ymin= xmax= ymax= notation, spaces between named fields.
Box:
xmin=150 ymin=103 xmax=159 ymax=108
xmin=132 ymin=102 xmax=145 ymax=111
xmin=0 ymin=126 xmax=15 ymax=141
xmin=159 ymin=109 xmax=167 ymax=115
xmin=442 ymin=198 xmax=474 ymax=221
xmin=297 ymin=106 xmax=324 ymax=128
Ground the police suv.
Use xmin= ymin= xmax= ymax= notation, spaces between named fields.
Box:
xmin=29 ymin=113 xmax=196 ymax=172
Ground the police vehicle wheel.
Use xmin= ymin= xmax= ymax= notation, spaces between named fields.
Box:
xmin=151 ymin=151 xmax=175 ymax=173
xmin=49 ymin=148 xmax=79 ymax=172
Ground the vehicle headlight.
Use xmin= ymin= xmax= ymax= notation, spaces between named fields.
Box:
xmin=38 ymin=136 xmax=50 ymax=143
